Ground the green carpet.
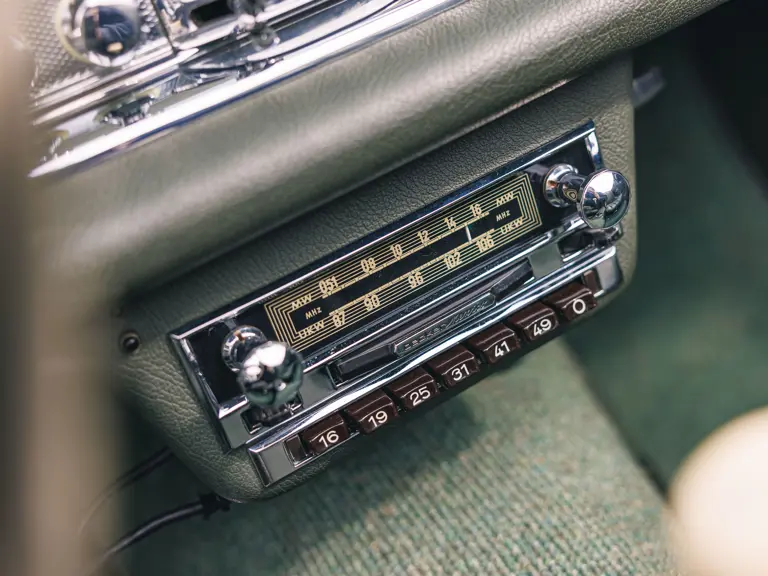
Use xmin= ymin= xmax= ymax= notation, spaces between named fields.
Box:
xmin=123 ymin=342 xmax=673 ymax=575
xmin=568 ymin=33 xmax=768 ymax=488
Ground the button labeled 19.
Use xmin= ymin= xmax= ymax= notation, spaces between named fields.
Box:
xmin=345 ymin=390 xmax=398 ymax=434
xmin=366 ymin=409 xmax=390 ymax=430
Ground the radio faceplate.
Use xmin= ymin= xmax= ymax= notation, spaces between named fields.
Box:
xmin=170 ymin=122 xmax=628 ymax=485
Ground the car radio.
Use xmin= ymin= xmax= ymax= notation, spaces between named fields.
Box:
xmin=171 ymin=122 xmax=631 ymax=486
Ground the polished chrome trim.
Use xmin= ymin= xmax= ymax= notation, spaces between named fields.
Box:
xmin=34 ymin=48 xmax=192 ymax=125
xmin=247 ymin=0 xmax=397 ymax=63
xmin=31 ymin=0 xmax=463 ymax=177
xmin=257 ymin=0 xmax=329 ymax=24
xmin=249 ymin=246 xmax=623 ymax=484
xmin=188 ymin=0 xmax=398 ymax=69
xmin=36 ymin=0 xmax=173 ymax=114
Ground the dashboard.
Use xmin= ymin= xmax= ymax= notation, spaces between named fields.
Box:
xmin=19 ymin=0 xmax=727 ymax=501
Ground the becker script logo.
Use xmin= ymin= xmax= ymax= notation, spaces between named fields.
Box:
xmin=394 ymin=294 xmax=496 ymax=355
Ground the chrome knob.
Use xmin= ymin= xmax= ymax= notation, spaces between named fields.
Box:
xmin=544 ymin=164 xmax=631 ymax=229
xmin=56 ymin=0 xmax=142 ymax=68
xmin=220 ymin=325 xmax=266 ymax=372
xmin=236 ymin=342 xmax=303 ymax=408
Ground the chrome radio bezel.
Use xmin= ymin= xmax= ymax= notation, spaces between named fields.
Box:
xmin=250 ymin=245 xmax=623 ymax=485
xmin=170 ymin=122 xmax=618 ymax=462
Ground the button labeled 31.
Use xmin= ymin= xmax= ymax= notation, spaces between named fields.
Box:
xmin=427 ymin=345 xmax=480 ymax=388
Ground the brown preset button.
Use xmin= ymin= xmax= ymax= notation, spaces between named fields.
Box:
xmin=345 ymin=390 xmax=398 ymax=433
xmin=284 ymin=435 xmax=309 ymax=463
xmin=300 ymin=413 xmax=350 ymax=455
xmin=506 ymin=302 xmax=559 ymax=342
xmin=545 ymin=282 xmax=598 ymax=321
xmin=387 ymin=368 xmax=439 ymax=411
xmin=466 ymin=324 xmax=521 ymax=364
xmin=426 ymin=345 xmax=480 ymax=388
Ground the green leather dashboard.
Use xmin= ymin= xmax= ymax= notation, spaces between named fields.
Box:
xmin=41 ymin=0 xmax=724 ymax=296
xmin=37 ymin=0 xmax=725 ymax=500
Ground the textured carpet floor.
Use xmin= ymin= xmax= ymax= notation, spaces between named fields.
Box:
xmin=124 ymin=342 xmax=674 ymax=575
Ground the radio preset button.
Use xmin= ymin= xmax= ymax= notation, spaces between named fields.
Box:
xmin=427 ymin=346 xmax=480 ymax=388
xmin=300 ymin=414 xmax=350 ymax=455
xmin=506 ymin=303 xmax=559 ymax=342
xmin=545 ymin=283 xmax=598 ymax=321
xmin=387 ymin=368 xmax=439 ymax=411
xmin=466 ymin=324 xmax=521 ymax=364
xmin=345 ymin=391 xmax=398 ymax=434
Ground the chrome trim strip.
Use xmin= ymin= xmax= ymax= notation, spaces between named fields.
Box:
xmin=256 ymin=0 xmax=331 ymax=25
xmin=245 ymin=0 xmax=398 ymax=63
xmin=34 ymin=48 xmax=199 ymax=126
xmin=30 ymin=0 xmax=464 ymax=177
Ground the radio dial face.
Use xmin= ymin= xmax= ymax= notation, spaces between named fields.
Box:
xmin=263 ymin=172 xmax=543 ymax=358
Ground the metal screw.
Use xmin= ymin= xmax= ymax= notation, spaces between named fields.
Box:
xmin=120 ymin=331 xmax=141 ymax=354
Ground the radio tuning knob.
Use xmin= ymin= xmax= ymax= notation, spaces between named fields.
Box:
xmin=236 ymin=342 xmax=304 ymax=408
xmin=56 ymin=0 xmax=142 ymax=68
xmin=221 ymin=325 xmax=266 ymax=371
xmin=543 ymin=164 xmax=631 ymax=229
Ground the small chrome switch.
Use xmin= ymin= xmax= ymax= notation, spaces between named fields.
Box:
xmin=544 ymin=164 xmax=631 ymax=229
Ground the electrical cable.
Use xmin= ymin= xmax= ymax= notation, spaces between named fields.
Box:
xmin=87 ymin=493 xmax=231 ymax=575
xmin=79 ymin=447 xmax=173 ymax=534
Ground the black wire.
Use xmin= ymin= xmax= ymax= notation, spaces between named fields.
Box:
xmin=88 ymin=501 xmax=204 ymax=575
xmin=87 ymin=493 xmax=231 ymax=575
xmin=79 ymin=447 xmax=174 ymax=534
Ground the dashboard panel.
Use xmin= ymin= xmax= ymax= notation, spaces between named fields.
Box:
xmin=23 ymin=0 xmax=727 ymax=500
